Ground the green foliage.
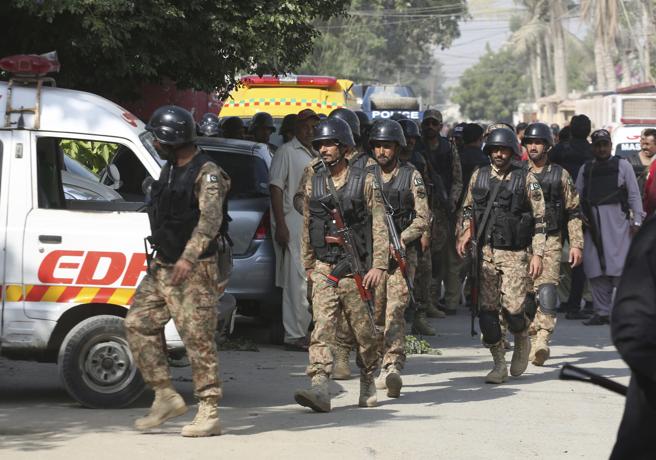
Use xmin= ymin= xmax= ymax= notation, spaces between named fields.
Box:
xmin=298 ymin=1 xmax=466 ymax=105
xmin=59 ymin=140 xmax=117 ymax=173
xmin=404 ymin=335 xmax=441 ymax=355
xmin=452 ymin=45 xmax=529 ymax=123
xmin=0 ymin=0 xmax=349 ymax=101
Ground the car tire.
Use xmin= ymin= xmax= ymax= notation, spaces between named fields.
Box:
xmin=58 ymin=315 xmax=145 ymax=409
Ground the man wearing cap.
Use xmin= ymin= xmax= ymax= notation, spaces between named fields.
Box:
xmin=269 ymin=108 xmax=320 ymax=350
xmin=576 ymin=129 xmax=644 ymax=325
xmin=419 ymin=109 xmax=463 ymax=316
xmin=451 ymin=122 xmax=467 ymax=153
xmin=522 ymin=123 xmax=583 ymax=366
xmin=456 ymin=127 xmax=546 ymax=384
xmin=294 ymin=117 xmax=388 ymax=412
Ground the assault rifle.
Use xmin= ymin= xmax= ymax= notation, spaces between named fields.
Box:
xmin=312 ymin=160 xmax=376 ymax=325
xmin=371 ymin=166 xmax=417 ymax=309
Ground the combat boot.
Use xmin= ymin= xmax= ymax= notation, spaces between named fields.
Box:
xmin=528 ymin=334 xmax=537 ymax=363
xmin=294 ymin=373 xmax=331 ymax=413
xmin=375 ymin=367 xmax=388 ymax=390
xmin=424 ymin=302 xmax=446 ymax=319
xmin=532 ymin=331 xmax=551 ymax=366
xmin=510 ymin=333 xmax=530 ymax=377
xmin=358 ymin=372 xmax=378 ymax=407
xmin=134 ymin=384 xmax=187 ymax=430
xmin=181 ymin=397 xmax=221 ymax=437
xmin=412 ymin=312 xmax=436 ymax=336
xmin=385 ymin=365 xmax=402 ymax=398
xmin=485 ymin=344 xmax=508 ymax=384
xmin=332 ymin=346 xmax=352 ymax=380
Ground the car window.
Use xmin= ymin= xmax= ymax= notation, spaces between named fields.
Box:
xmin=63 ymin=154 xmax=99 ymax=182
xmin=203 ymin=149 xmax=269 ymax=198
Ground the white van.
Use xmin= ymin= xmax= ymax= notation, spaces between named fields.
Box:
xmin=0 ymin=55 xmax=234 ymax=408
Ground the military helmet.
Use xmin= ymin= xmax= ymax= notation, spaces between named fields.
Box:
xmin=483 ymin=128 xmax=519 ymax=157
xmin=354 ymin=110 xmax=372 ymax=129
xmin=329 ymin=107 xmax=360 ymax=140
xmin=146 ymin=105 xmax=196 ymax=145
xmin=522 ymin=122 xmax=554 ymax=147
xmin=398 ymin=119 xmax=421 ymax=140
xmin=198 ymin=112 xmax=221 ymax=137
xmin=369 ymin=119 xmax=407 ymax=147
xmin=312 ymin=117 xmax=355 ymax=149
xmin=249 ymin=112 xmax=275 ymax=132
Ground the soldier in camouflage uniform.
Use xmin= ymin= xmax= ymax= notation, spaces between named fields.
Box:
xmin=398 ymin=119 xmax=440 ymax=335
xmin=457 ymin=128 xmax=546 ymax=384
xmin=419 ymin=110 xmax=463 ymax=317
xmin=294 ymin=117 xmax=388 ymax=412
xmin=522 ymin=123 xmax=583 ymax=366
xmin=368 ymin=119 xmax=429 ymax=398
xmin=125 ymin=106 xmax=230 ymax=437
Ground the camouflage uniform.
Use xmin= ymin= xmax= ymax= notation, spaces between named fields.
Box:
xmin=526 ymin=162 xmax=583 ymax=363
xmin=301 ymin=159 xmax=389 ymax=378
xmin=425 ymin=140 xmax=463 ymax=310
xmin=125 ymin=160 xmax=230 ymax=400
xmin=461 ymin=165 xmax=546 ymax=321
xmin=373 ymin=165 xmax=429 ymax=369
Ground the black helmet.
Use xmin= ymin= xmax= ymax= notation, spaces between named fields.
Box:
xmin=249 ymin=112 xmax=275 ymax=132
xmin=398 ymin=119 xmax=421 ymax=140
xmin=312 ymin=118 xmax=355 ymax=149
xmin=522 ymin=122 xmax=554 ymax=147
xmin=198 ymin=112 xmax=220 ymax=137
xmin=146 ymin=105 xmax=196 ymax=145
xmin=354 ymin=110 xmax=372 ymax=129
xmin=329 ymin=108 xmax=360 ymax=140
xmin=483 ymin=128 xmax=519 ymax=157
xmin=369 ymin=119 xmax=407 ymax=147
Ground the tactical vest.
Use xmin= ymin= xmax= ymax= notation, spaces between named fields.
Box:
xmin=581 ymin=157 xmax=628 ymax=208
xmin=533 ymin=164 xmax=564 ymax=234
xmin=308 ymin=166 xmax=372 ymax=267
xmin=379 ymin=164 xmax=416 ymax=233
xmin=349 ymin=151 xmax=370 ymax=170
xmin=426 ymin=136 xmax=454 ymax=197
xmin=472 ymin=164 xmax=534 ymax=250
xmin=148 ymin=152 xmax=228 ymax=263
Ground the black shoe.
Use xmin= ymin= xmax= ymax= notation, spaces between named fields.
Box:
xmin=582 ymin=301 xmax=594 ymax=314
xmin=582 ymin=314 xmax=609 ymax=326
xmin=565 ymin=310 xmax=591 ymax=320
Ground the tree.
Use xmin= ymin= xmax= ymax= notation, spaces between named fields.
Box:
xmin=0 ymin=0 xmax=349 ymax=100
xmin=549 ymin=0 xmax=568 ymax=98
xmin=298 ymin=0 xmax=466 ymax=105
xmin=451 ymin=45 xmax=529 ymax=123
xmin=581 ymin=0 xmax=619 ymax=91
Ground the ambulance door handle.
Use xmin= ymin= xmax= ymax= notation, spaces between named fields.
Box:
xmin=39 ymin=235 xmax=62 ymax=244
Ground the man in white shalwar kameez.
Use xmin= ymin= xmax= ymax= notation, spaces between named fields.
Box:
xmin=269 ymin=109 xmax=320 ymax=349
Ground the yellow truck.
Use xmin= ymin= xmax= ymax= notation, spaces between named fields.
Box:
xmin=220 ymin=74 xmax=356 ymax=122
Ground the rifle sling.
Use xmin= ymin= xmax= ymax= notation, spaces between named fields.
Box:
xmin=474 ymin=170 xmax=509 ymax=243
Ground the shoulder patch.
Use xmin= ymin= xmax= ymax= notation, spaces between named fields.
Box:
xmin=206 ymin=174 xmax=219 ymax=183
xmin=529 ymin=181 xmax=541 ymax=191
xmin=414 ymin=175 xmax=424 ymax=187
xmin=532 ymin=191 xmax=542 ymax=201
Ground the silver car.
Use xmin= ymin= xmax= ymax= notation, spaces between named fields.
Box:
xmin=195 ymin=138 xmax=282 ymax=335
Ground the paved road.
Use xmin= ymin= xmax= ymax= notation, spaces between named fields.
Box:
xmin=0 ymin=312 xmax=628 ymax=459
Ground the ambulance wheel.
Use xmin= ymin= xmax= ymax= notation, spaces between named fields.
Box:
xmin=58 ymin=315 xmax=145 ymax=409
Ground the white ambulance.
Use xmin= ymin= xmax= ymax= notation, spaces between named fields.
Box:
xmin=0 ymin=54 xmax=234 ymax=408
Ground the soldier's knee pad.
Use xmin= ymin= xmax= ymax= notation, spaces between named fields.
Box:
xmin=522 ymin=292 xmax=538 ymax=321
xmin=538 ymin=283 xmax=558 ymax=316
xmin=505 ymin=311 xmax=528 ymax=334
xmin=479 ymin=310 xmax=502 ymax=345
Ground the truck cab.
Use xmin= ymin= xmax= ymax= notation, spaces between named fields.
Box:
xmin=0 ymin=54 xmax=235 ymax=408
